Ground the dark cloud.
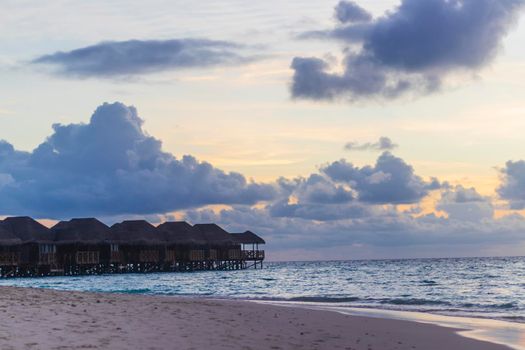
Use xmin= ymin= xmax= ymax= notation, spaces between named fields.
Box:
xmin=259 ymin=152 xmax=439 ymax=221
xmin=437 ymin=185 xmax=493 ymax=221
xmin=334 ymin=1 xmax=372 ymax=24
xmin=290 ymin=174 xmax=354 ymax=204
xmin=0 ymin=102 xmax=275 ymax=218
xmin=440 ymin=185 xmax=486 ymax=203
xmin=498 ymin=160 xmax=525 ymax=209
xmin=33 ymin=39 xmax=251 ymax=78
xmin=290 ymin=55 xmax=438 ymax=101
xmin=2 ymin=102 xmax=525 ymax=257
xmin=184 ymin=205 xmax=525 ymax=256
xmin=344 ymin=136 xmax=397 ymax=151
xmin=267 ymin=200 xmax=370 ymax=221
xmin=292 ymin=0 xmax=524 ymax=101
xmin=321 ymin=152 xmax=440 ymax=204
xmin=265 ymin=173 xmax=359 ymax=221
xmin=178 ymin=156 xmax=525 ymax=257
xmin=265 ymin=174 xmax=358 ymax=221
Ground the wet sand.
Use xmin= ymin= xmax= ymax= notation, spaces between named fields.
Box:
xmin=0 ymin=286 xmax=512 ymax=349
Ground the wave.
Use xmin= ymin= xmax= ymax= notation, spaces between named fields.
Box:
xmin=462 ymin=301 xmax=519 ymax=310
xmin=381 ymin=298 xmax=451 ymax=306
xmin=502 ymin=316 xmax=525 ymax=322
xmin=492 ymin=302 xmax=518 ymax=309
xmin=287 ymin=296 xmax=361 ymax=303
xmin=113 ymin=288 xmax=152 ymax=294
xmin=420 ymin=279 xmax=438 ymax=285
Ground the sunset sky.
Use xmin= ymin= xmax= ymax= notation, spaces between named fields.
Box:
xmin=1 ymin=0 xmax=525 ymax=260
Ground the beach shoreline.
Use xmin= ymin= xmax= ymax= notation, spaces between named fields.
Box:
xmin=255 ymin=300 xmax=525 ymax=350
xmin=0 ymin=286 xmax=517 ymax=350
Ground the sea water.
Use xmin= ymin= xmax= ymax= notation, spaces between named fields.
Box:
xmin=0 ymin=256 xmax=523 ymax=323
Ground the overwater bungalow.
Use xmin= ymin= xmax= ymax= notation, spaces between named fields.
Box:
xmin=191 ymin=224 xmax=266 ymax=270
xmin=0 ymin=216 xmax=266 ymax=277
xmin=193 ymin=224 xmax=240 ymax=262
xmin=157 ymin=221 xmax=207 ymax=268
xmin=109 ymin=220 xmax=165 ymax=271
xmin=0 ymin=223 xmax=22 ymax=275
xmin=2 ymin=216 xmax=56 ymax=274
xmin=51 ymin=218 xmax=110 ymax=273
xmin=230 ymin=231 xmax=265 ymax=269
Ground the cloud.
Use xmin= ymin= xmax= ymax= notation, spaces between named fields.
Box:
xmin=260 ymin=151 xmax=439 ymax=221
xmin=498 ymin=160 xmax=525 ymax=209
xmin=2 ymin=104 xmax=525 ymax=257
xmin=32 ymin=39 xmax=252 ymax=78
xmin=286 ymin=174 xmax=354 ymax=204
xmin=334 ymin=1 xmax=372 ymax=24
xmin=344 ymin=136 xmax=397 ymax=151
xmin=184 ymin=204 xmax=525 ymax=258
xmin=267 ymin=200 xmax=370 ymax=221
xmin=440 ymin=185 xmax=486 ymax=203
xmin=292 ymin=0 xmax=524 ymax=101
xmin=321 ymin=152 xmax=440 ymax=204
xmin=0 ymin=102 xmax=275 ymax=218
xmin=437 ymin=185 xmax=493 ymax=221
xmin=266 ymin=174 xmax=361 ymax=221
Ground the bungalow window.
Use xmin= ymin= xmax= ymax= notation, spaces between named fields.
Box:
xmin=39 ymin=244 xmax=56 ymax=264
xmin=39 ymin=244 xmax=56 ymax=254
xmin=110 ymin=244 xmax=120 ymax=263
xmin=75 ymin=251 xmax=100 ymax=265
xmin=0 ymin=252 xmax=18 ymax=266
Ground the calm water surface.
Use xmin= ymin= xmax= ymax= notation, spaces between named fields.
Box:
xmin=1 ymin=257 xmax=523 ymax=323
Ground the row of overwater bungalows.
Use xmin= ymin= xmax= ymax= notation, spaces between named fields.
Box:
xmin=0 ymin=217 xmax=265 ymax=277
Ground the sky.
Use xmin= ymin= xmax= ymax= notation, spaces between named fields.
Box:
xmin=1 ymin=0 xmax=525 ymax=260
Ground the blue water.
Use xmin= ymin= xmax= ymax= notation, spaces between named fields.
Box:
xmin=1 ymin=257 xmax=524 ymax=322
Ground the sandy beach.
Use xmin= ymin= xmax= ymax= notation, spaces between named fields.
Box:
xmin=0 ymin=286 xmax=513 ymax=350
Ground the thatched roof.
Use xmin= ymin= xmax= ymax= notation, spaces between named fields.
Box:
xmin=0 ymin=216 xmax=264 ymax=248
xmin=51 ymin=218 xmax=110 ymax=244
xmin=0 ymin=222 xmax=23 ymax=246
xmin=230 ymin=231 xmax=265 ymax=245
xmin=2 ymin=216 xmax=54 ymax=243
xmin=157 ymin=221 xmax=206 ymax=246
xmin=110 ymin=220 xmax=164 ymax=245
xmin=193 ymin=224 xmax=234 ymax=246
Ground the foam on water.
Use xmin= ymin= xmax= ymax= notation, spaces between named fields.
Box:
xmin=0 ymin=256 xmax=523 ymax=323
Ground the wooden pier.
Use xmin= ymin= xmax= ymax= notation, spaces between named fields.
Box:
xmin=0 ymin=217 xmax=265 ymax=278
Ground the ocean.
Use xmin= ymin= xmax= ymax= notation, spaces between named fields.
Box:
xmin=1 ymin=256 xmax=523 ymax=323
